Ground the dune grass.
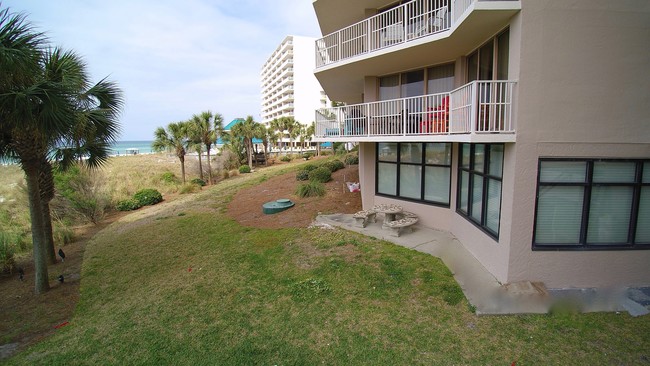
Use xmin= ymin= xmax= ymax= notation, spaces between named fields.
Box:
xmin=4 ymin=164 xmax=650 ymax=365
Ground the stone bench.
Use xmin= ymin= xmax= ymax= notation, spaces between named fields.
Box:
xmin=384 ymin=217 xmax=418 ymax=237
xmin=396 ymin=211 xmax=418 ymax=220
xmin=352 ymin=210 xmax=377 ymax=228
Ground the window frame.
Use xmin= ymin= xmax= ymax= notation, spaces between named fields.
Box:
xmin=376 ymin=142 xmax=452 ymax=207
xmin=456 ymin=143 xmax=504 ymax=240
xmin=532 ymin=158 xmax=650 ymax=251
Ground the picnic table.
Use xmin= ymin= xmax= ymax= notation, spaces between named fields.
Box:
xmin=372 ymin=204 xmax=403 ymax=225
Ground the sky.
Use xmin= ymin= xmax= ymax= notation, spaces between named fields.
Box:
xmin=3 ymin=0 xmax=323 ymax=141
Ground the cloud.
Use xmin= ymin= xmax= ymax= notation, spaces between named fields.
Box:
xmin=3 ymin=0 xmax=321 ymax=140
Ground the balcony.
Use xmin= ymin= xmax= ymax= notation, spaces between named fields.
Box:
xmin=314 ymin=80 xmax=516 ymax=143
xmin=315 ymin=0 xmax=519 ymax=69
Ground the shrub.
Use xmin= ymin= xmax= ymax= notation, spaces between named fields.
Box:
xmin=296 ymin=170 xmax=309 ymax=181
xmin=323 ymin=159 xmax=344 ymax=172
xmin=160 ymin=171 xmax=178 ymax=184
xmin=344 ymin=153 xmax=359 ymax=165
xmin=302 ymin=164 xmax=319 ymax=172
xmin=190 ymin=178 xmax=206 ymax=186
xmin=295 ymin=181 xmax=326 ymax=198
xmin=133 ymin=188 xmax=163 ymax=206
xmin=302 ymin=152 xmax=314 ymax=160
xmin=308 ymin=167 xmax=332 ymax=183
xmin=280 ymin=155 xmax=291 ymax=162
xmin=116 ymin=198 xmax=141 ymax=211
xmin=320 ymin=150 xmax=332 ymax=156
xmin=53 ymin=166 xmax=110 ymax=224
xmin=239 ymin=165 xmax=251 ymax=174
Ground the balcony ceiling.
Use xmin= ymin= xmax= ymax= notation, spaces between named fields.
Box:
xmin=314 ymin=5 xmax=519 ymax=103
xmin=313 ymin=0 xmax=396 ymax=35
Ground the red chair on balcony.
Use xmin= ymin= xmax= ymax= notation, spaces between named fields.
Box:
xmin=420 ymin=96 xmax=449 ymax=133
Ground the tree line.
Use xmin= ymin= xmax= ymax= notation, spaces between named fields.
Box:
xmin=0 ymin=6 xmax=124 ymax=294
xmin=153 ymin=115 xmax=317 ymax=183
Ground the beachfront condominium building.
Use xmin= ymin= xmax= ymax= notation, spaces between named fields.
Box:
xmin=312 ymin=0 xmax=650 ymax=290
xmin=261 ymin=35 xmax=330 ymax=147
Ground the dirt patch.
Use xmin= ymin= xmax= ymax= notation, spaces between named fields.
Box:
xmin=227 ymin=165 xmax=363 ymax=228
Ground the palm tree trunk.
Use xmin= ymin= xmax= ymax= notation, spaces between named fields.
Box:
xmin=262 ymin=143 xmax=268 ymax=167
xmin=180 ymin=155 xmax=186 ymax=183
xmin=206 ymin=146 xmax=213 ymax=184
xmin=247 ymin=139 xmax=253 ymax=168
xmin=39 ymin=159 xmax=57 ymax=264
xmin=197 ymin=148 xmax=203 ymax=180
xmin=24 ymin=163 xmax=50 ymax=294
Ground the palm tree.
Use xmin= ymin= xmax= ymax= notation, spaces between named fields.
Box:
xmin=230 ymin=115 xmax=258 ymax=168
xmin=306 ymin=121 xmax=318 ymax=156
xmin=189 ymin=111 xmax=222 ymax=184
xmin=269 ymin=118 xmax=283 ymax=151
xmin=283 ymin=117 xmax=299 ymax=153
xmin=253 ymin=123 xmax=269 ymax=166
xmin=1 ymin=6 xmax=123 ymax=293
xmin=187 ymin=119 xmax=204 ymax=181
xmin=152 ymin=122 xmax=190 ymax=183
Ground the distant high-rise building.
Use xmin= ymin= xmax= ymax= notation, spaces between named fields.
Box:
xmin=261 ymin=35 xmax=329 ymax=141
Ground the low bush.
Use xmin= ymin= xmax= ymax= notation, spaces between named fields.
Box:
xmin=116 ymin=199 xmax=141 ymax=211
xmin=295 ymin=181 xmax=326 ymax=198
xmin=302 ymin=152 xmax=314 ymax=160
xmin=308 ymin=167 xmax=332 ymax=183
xmin=303 ymin=164 xmax=319 ymax=172
xmin=190 ymin=178 xmax=206 ymax=187
xmin=323 ymin=159 xmax=345 ymax=172
xmin=133 ymin=188 xmax=163 ymax=206
xmin=239 ymin=165 xmax=251 ymax=174
xmin=344 ymin=153 xmax=359 ymax=165
xmin=160 ymin=171 xmax=179 ymax=184
xmin=280 ymin=155 xmax=291 ymax=162
xmin=296 ymin=170 xmax=309 ymax=181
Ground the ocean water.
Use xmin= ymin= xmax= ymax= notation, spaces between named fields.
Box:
xmin=110 ymin=141 xmax=155 ymax=155
xmin=0 ymin=141 xmax=155 ymax=165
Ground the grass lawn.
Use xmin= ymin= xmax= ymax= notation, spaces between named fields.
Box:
xmin=6 ymin=167 xmax=650 ymax=365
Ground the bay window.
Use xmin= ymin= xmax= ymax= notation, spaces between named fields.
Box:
xmin=457 ymin=143 xmax=504 ymax=238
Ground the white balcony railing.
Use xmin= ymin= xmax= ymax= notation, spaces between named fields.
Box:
xmin=316 ymin=0 xmax=459 ymax=68
xmin=314 ymin=80 xmax=515 ymax=139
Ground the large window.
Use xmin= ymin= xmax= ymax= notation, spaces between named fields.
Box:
xmin=378 ymin=63 xmax=455 ymax=101
xmin=457 ymin=143 xmax=504 ymax=238
xmin=534 ymin=159 xmax=650 ymax=250
xmin=377 ymin=142 xmax=452 ymax=206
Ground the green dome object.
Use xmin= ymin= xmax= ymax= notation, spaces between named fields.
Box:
xmin=262 ymin=199 xmax=295 ymax=214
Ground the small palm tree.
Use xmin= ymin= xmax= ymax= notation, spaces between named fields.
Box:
xmin=254 ymin=123 xmax=269 ymax=166
xmin=188 ymin=111 xmax=222 ymax=184
xmin=306 ymin=122 xmax=317 ymax=155
xmin=152 ymin=122 xmax=190 ymax=183
xmin=231 ymin=115 xmax=258 ymax=168
xmin=269 ymin=118 xmax=283 ymax=151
